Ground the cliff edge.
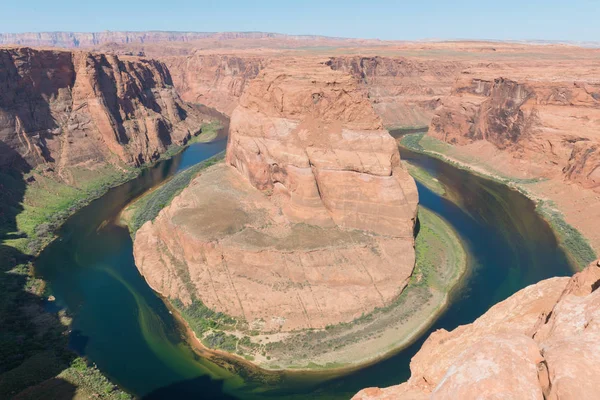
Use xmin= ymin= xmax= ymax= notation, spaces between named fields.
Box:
xmin=354 ymin=260 xmax=600 ymax=400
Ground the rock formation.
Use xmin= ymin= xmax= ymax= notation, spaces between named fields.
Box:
xmin=226 ymin=59 xmax=418 ymax=236
xmin=354 ymin=260 xmax=600 ymax=400
xmin=326 ymin=56 xmax=464 ymax=128
xmin=162 ymin=54 xmax=266 ymax=115
xmin=133 ymin=60 xmax=418 ymax=333
xmin=429 ymin=66 xmax=600 ymax=191
xmin=0 ymin=47 xmax=204 ymax=180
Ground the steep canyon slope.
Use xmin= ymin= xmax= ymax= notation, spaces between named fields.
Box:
xmin=132 ymin=60 xmax=419 ymax=359
xmin=426 ymin=62 xmax=600 ymax=253
xmin=354 ymin=260 xmax=600 ymax=400
xmin=0 ymin=47 xmax=207 ymax=181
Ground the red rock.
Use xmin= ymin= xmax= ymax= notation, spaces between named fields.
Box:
xmin=133 ymin=60 xmax=419 ymax=333
xmin=353 ymin=260 xmax=600 ymax=400
xmin=0 ymin=47 xmax=204 ymax=180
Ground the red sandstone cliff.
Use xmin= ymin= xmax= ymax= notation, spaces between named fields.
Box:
xmin=429 ymin=66 xmax=600 ymax=191
xmin=326 ymin=56 xmax=464 ymax=128
xmin=354 ymin=260 xmax=600 ymax=400
xmin=133 ymin=60 xmax=419 ymax=333
xmin=0 ymin=47 xmax=205 ymax=180
xmin=162 ymin=54 xmax=266 ymax=115
xmin=161 ymin=54 xmax=464 ymax=128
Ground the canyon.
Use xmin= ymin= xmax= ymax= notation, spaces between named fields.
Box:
xmin=131 ymin=59 xmax=426 ymax=366
xmin=423 ymin=60 xmax=600 ymax=258
xmin=0 ymin=47 xmax=210 ymax=180
xmin=353 ymin=259 xmax=600 ymax=400
xmin=0 ymin=31 xmax=599 ymax=398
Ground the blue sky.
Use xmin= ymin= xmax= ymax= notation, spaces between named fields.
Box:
xmin=2 ymin=0 xmax=598 ymax=41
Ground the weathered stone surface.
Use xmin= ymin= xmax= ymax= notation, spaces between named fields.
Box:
xmin=226 ymin=59 xmax=418 ymax=237
xmin=353 ymin=261 xmax=600 ymax=400
xmin=134 ymin=60 xmax=418 ymax=332
xmin=162 ymin=54 xmax=266 ymax=115
xmin=326 ymin=56 xmax=464 ymax=128
xmin=429 ymin=67 xmax=600 ymax=192
xmin=0 ymin=47 xmax=204 ymax=180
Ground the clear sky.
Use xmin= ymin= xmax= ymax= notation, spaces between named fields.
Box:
xmin=2 ymin=0 xmax=598 ymax=42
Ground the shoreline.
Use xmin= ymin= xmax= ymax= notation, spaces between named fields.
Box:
xmin=0 ymin=123 xmax=222 ymax=399
xmin=152 ymin=207 xmax=468 ymax=375
xmin=398 ymin=133 xmax=597 ymax=272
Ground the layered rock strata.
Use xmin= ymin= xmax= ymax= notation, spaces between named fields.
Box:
xmin=326 ymin=56 xmax=465 ymax=128
xmin=354 ymin=260 xmax=600 ymax=400
xmin=162 ymin=54 xmax=266 ymax=115
xmin=0 ymin=47 xmax=204 ymax=179
xmin=429 ymin=66 xmax=600 ymax=191
xmin=133 ymin=60 xmax=419 ymax=333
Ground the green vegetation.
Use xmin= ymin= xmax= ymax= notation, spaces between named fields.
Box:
xmin=0 ymin=164 xmax=136 ymax=398
xmin=10 ymin=357 xmax=131 ymax=400
xmin=159 ymin=121 xmax=222 ymax=161
xmin=203 ymin=331 xmax=239 ymax=353
xmin=232 ymin=207 xmax=465 ymax=370
xmin=0 ymin=123 xmax=221 ymax=398
xmin=2 ymin=164 xmax=137 ymax=255
xmin=171 ymin=298 xmax=237 ymax=337
xmin=124 ymin=152 xmax=225 ymax=233
xmin=537 ymin=200 xmax=597 ymax=269
xmin=404 ymin=161 xmax=446 ymax=196
xmin=387 ymin=126 xmax=429 ymax=139
xmin=412 ymin=207 xmax=466 ymax=290
xmin=399 ymin=132 xmax=597 ymax=270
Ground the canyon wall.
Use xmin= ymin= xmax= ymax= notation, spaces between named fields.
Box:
xmin=159 ymin=54 xmax=464 ymax=128
xmin=429 ymin=66 xmax=600 ymax=191
xmin=354 ymin=260 xmax=600 ymax=400
xmin=0 ymin=47 xmax=204 ymax=180
xmin=133 ymin=60 xmax=419 ymax=333
xmin=326 ymin=56 xmax=465 ymax=128
xmin=162 ymin=54 xmax=266 ymax=115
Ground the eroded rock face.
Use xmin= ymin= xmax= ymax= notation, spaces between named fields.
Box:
xmin=134 ymin=60 xmax=418 ymax=332
xmin=0 ymin=47 xmax=203 ymax=179
xmin=227 ymin=60 xmax=418 ymax=237
xmin=163 ymin=54 xmax=266 ymax=115
xmin=354 ymin=260 xmax=600 ymax=400
xmin=326 ymin=56 xmax=465 ymax=128
xmin=429 ymin=67 xmax=600 ymax=191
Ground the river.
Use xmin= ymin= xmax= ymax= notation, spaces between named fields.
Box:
xmin=34 ymin=135 xmax=573 ymax=399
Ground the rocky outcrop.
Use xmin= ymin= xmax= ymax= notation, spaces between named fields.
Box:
xmin=326 ymin=56 xmax=464 ymax=128
xmin=354 ymin=260 xmax=600 ymax=400
xmin=133 ymin=60 xmax=418 ymax=333
xmin=226 ymin=59 xmax=418 ymax=237
xmin=162 ymin=54 xmax=266 ymax=115
xmin=0 ymin=47 xmax=204 ymax=180
xmin=429 ymin=67 xmax=600 ymax=191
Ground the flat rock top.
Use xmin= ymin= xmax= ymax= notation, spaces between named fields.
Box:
xmin=239 ymin=59 xmax=383 ymax=131
xmin=169 ymin=163 xmax=374 ymax=251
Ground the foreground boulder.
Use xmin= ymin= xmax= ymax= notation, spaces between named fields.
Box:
xmin=354 ymin=260 xmax=600 ymax=399
xmin=134 ymin=60 xmax=418 ymax=334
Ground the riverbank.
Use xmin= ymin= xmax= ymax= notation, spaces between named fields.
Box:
xmin=399 ymin=133 xmax=597 ymax=271
xmin=123 ymin=161 xmax=467 ymax=373
xmin=0 ymin=122 xmax=221 ymax=399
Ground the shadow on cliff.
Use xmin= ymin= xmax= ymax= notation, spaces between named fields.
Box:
xmin=0 ymin=140 xmax=78 ymax=398
xmin=142 ymin=375 xmax=237 ymax=400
